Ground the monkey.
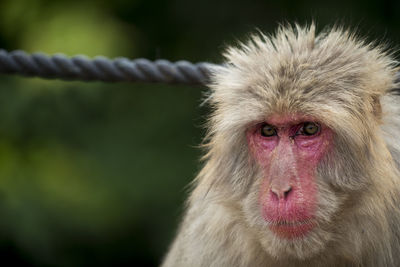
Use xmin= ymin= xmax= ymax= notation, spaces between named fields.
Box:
xmin=161 ymin=24 xmax=400 ymax=267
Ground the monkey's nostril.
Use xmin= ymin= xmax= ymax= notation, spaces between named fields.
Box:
xmin=284 ymin=187 xmax=292 ymax=199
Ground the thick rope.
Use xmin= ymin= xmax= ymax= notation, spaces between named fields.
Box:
xmin=0 ymin=49 xmax=220 ymax=85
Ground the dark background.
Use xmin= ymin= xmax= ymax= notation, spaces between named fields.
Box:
xmin=0 ymin=0 xmax=399 ymax=266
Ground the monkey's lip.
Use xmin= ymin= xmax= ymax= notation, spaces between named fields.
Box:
xmin=268 ymin=219 xmax=316 ymax=239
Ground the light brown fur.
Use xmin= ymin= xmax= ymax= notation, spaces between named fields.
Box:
xmin=162 ymin=24 xmax=400 ymax=267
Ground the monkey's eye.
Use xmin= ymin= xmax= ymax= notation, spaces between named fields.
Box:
xmin=299 ymin=122 xmax=320 ymax=136
xmin=261 ymin=124 xmax=277 ymax=137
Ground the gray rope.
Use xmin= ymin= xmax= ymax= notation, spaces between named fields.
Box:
xmin=0 ymin=49 xmax=219 ymax=85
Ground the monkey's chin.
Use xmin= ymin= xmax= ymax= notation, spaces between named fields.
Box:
xmin=269 ymin=220 xmax=316 ymax=239
xmin=258 ymin=220 xmax=330 ymax=260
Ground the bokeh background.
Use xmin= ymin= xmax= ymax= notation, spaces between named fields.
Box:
xmin=0 ymin=0 xmax=399 ymax=266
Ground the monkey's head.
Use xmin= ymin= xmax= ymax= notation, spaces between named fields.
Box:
xmin=205 ymin=24 xmax=398 ymax=260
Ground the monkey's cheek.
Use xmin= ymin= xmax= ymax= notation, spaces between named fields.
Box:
xmin=268 ymin=221 xmax=316 ymax=239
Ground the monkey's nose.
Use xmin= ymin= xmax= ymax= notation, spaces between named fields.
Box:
xmin=270 ymin=185 xmax=293 ymax=201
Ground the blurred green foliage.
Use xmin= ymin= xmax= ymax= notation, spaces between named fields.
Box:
xmin=0 ymin=0 xmax=400 ymax=266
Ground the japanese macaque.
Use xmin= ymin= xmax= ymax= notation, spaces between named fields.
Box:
xmin=162 ymin=24 xmax=400 ymax=267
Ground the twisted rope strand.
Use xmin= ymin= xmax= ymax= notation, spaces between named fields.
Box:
xmin=0 ymin=50 xmax=219 ymax=85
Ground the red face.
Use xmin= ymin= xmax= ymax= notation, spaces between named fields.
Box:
xmin=247 ymin=114 xmax=333 ymax=239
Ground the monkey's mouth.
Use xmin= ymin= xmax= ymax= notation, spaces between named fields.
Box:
xmin=268 ymin=220 xmax=316 ymax=239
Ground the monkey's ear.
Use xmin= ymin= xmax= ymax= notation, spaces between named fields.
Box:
xmin=372 ymin=95 xmax=382 ymax=120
